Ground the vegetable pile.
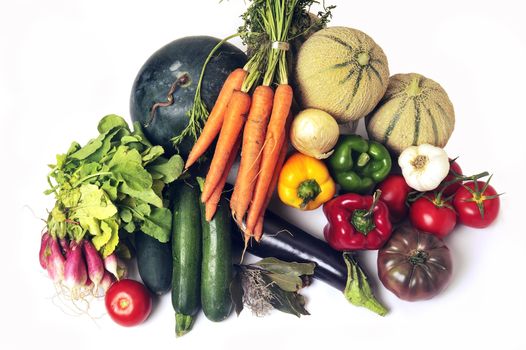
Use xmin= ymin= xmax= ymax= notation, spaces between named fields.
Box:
xmin=37 ymin=0 xmax=503 ymax=338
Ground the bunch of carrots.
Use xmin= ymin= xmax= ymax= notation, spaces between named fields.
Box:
xmin=185 ymin=68 xmax=292 ymax=243
xmin=183 ymin=0 xmax=332 ymax=246
xmin=183 ymin=0 xmax=300 ymax=244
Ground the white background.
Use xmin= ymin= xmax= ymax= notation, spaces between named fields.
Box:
xmin=1 ymin=0 xmax=526 ymax=349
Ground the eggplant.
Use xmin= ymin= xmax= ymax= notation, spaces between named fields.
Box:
xmin=233 ymin=211 xmax=347 ymax=291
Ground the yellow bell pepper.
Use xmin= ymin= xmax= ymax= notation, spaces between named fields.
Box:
xmin=278 ymin=152 xmax=336 ymax=210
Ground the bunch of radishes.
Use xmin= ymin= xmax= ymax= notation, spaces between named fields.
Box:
xmin=39 ymin=232 xmax=126 ymax=299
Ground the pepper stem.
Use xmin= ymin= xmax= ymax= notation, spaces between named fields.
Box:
xmin=297 ymin=179 xmax=321 ymax=209
xmin=357 ymin=152 xmax=371 ymax=167
xmin=365 ymin=190 xmax=382 ymax=218
xmin=351 ymin=190 xmax=382 ymax=235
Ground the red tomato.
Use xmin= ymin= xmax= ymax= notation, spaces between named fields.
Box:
xmin=440 ymin=158 xmax=463 ymax=196
xmin=409 ymin=193 xmax=457 ymax=239
xmin=105 ymin=279 xmax=152 ymax=327
xmin=377 ymin=175 xmax=412 ymax=222
xmin=453 ymin=180 xmax=500 ymax=228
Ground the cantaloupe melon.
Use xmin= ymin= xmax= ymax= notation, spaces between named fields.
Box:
xmin=294 ymin=26 xmax=389 ymax=123
xmin=365 ymin=73 xmax=455 ymax=154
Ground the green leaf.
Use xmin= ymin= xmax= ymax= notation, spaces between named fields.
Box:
xmin=141 ymin=145 xmax=165 ymax=165
xmin=120 ymin=135 xmax=141 ymax=145
xmin=91 ymin=220 xmax=112 ymax=250
xmin=109 ymin=146 xmax=153 ymax=191
xmin=59 ymin=188 xmax=81 ymax=208
xmin=136 ymin=202 xmax=152 ymax=216
xmin=101 ymin=218 xmax=120 ymax=257
xmin=265 ymin=275 xmax=310 ymax=317
xmin=69 ymin=138 xmax=103 ymax=160
xmin=70 ymin=224 xmax=85 ymax=242
xmin=131 ymin=121 xmax=153 ymax=147
xmin=115 ymin=239 xmax=132 ymax=259
xmin=98 ymin=114 xmax=129 ymax=134
xmin=120 ymin=208 xmax=133 ymax=223
xmin=73 ymin=184 xmax=118 ymax=220
xmin=140 ymin=207 xmax=172 ymax=243
xmin=254 ymin=257 xmax=316 ymax=277
xmin=101 ymin=179 xmax=118 ymax=201
xmin=147 ymin=155 xmax=184 ymax=184
xmin=120 ymin=183 xmax=163 ymax=208
xmin=266 ymin=273 xmax=303 ymax=292
xmin=65 ymin=141 xmax=81 ymax=155
xmin=343 ymin=253 xmax=388 ymax=316
xmin=196 ymin=177 xmax=205 ymax=192
xmin=85 ymin=127 xmax=125 ymax=163
xmin=123 ymin=220 xmax=136 ymax=233
xmin=152 ymin=179 xmax=165 ymax=200
xmin=51 ymin=205 xmax=66 ymax=222
xmin=79 ymin=216 xmax=102 ymax=236
xmin=230 ymin=268 xmax=244 ymax=316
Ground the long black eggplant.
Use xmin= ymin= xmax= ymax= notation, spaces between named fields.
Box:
xmin=232 ymin=211 xmax=347 ymax=291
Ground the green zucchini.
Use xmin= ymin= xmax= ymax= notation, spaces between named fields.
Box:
xmin=135 ymin=231 xmax=172 ymax=295
xmin=171 ymin=181 xmax=201 ymax=336
xmin=200 ymin=195 xmax=233 ymax=322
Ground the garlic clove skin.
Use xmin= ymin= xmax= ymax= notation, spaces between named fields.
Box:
xmin=398 ymin=144 xmax=450 ymax=192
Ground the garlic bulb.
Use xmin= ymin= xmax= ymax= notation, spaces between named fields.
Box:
xmin=398 ymin=144 xmax=450 ymax=192
xmin=290 ymin=108 xmax=339 ymax=159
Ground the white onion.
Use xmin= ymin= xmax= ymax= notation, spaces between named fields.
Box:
xmin=290 ymin=108 xmax=340 ymax=159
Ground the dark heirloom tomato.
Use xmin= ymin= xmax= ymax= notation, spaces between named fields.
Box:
xmin=377 ymin=225 xmax=453 ymax=301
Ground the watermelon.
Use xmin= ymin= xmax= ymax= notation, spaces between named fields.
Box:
xmin=130 ymin=36 xmax=246 ymax=157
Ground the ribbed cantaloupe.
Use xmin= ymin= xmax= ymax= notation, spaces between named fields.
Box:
xmin=294 ymin=26 xmax=389 ymax=123
xmin=365 ymin=73 xmax=455 ymax=155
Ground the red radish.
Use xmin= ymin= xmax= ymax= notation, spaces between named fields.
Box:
xmin=104 ymin=253 xmax=118 ymax=280
xmin=100 ymin=271 xmax=115 ymax=293
xmin=39 ymin=232 xmax=50 ymax=269
xmin=47 ymin=238 xmax=66 ymax=283
xmin=59 ymin=238 xmax=71 ymax=258
xmin=64 ymin=241 xmax=88 ymax=298
xmin=82 ymin=240 xmax=104 ymax=288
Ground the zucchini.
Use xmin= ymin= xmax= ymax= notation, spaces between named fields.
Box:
xmin=171 ymin=181 xmax=201 ymax=336
xmin=135 ymin=231 xmax=172 ymax=295
xmin=200 ymin=195 xmax=233 ymax=322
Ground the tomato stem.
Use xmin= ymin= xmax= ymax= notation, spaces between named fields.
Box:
xmin=408 ymin=250 xmax=429 ymax=265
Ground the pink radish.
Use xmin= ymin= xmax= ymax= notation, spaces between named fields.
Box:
xmin=47 ymin=238 xmax=65 ymax=283
xmin=104 ymin=253 xmax=118 ymax=280
xmin=99 ymin=271 xmax=115 ymax=293
xmin=39 ymin=232 xmax=50 ymax=269
xmin=59 ymin=238 xmax=71 ymax=258
xmin=63 ymin=241 xmax=87 ymax=298
xmin=82 ymin=240 xmax=104 ymax=288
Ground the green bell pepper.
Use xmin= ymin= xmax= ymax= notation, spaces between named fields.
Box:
xmin=327 ymin=135 xmax=392 ymax=194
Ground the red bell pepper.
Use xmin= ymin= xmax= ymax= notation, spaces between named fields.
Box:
xmin=323 ymin=190 xmax=392 ymax=251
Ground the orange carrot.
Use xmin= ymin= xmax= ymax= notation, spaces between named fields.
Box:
xmin=253 ymin=138 xmax=289 ymax=241
xmin=201 ymin=90 xmax=251 ymax=203
xmin=185 ymin=68 xmax=247 ymax=169
xmin=205 ymin=137 xmax=241 ymax=221
xmin=244 ymin=84 xmax=293 ymax=233
xmin=231 ymin=86 xmax=274 ymax=222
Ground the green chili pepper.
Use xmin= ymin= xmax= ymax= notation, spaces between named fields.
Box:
xmin=327 ymin=135 xmax=392 ymax=194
